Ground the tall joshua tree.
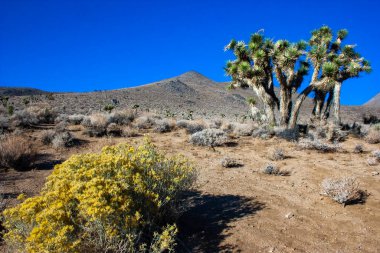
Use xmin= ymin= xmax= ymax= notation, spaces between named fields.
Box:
xmin=224 ymin=32 xmax=279 ymax=125
xmin=307 ymin=27 xmax=371 ymax=125
xmin=271 ymin=40 xmax=309 ymax=126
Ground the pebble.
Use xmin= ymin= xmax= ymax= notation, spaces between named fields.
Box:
xmin=371 ymin=171 xmax=379 ymax=176
xmin=285 ymin=212 xmax=294 ymax=219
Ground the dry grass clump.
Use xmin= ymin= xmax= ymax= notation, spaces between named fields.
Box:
xmin=82 ymin=113 xmax=109 ymax=137
xmin=298 ymin=139 xmax=341 ymax=153
xmin=364 ymin=129 xmax=380 ymax=144
xmin=41 ymin=129 xmax=74 ymax=148
xmin=321 ymin=177 xmax=364 ymax=205
xmin=232 ymin=123 xmax=255 ymax=136
xmin=51 ymin=132 xmax=74 ymax=148
xmin=221 ymin=157 xmax=242 ymax=168
xmin=0 ymin=135 xmax=36 ymax=171
xmin=269 ymin=148 xmax=285 ymax=161
xmin=353 ymin=144 xmax=364 ymax=153
xmin=367 ymin=150 xmax=380 ymax=166
xmin=274 ymin=127 xmax=299 ymax=141
xmin=67 ymin=114 xmax=85 ymax=125
xmin=208 ymin=119 xmax=223 ymax=129
xmin=122 ymin=126 xmax=139 ymax=137
xmin=11 ymin=105 xmax=57 ymax=127
xmin=176 ymin=119 xmax=206 ymax=134
xmin=134 ymin=115 xmax=156 ymax=129
xmin=108 ymin=109 xmax=136 ymax=125
xmin=154 ymin=119 xmax=175 ymax=133
xmin=106 ymin=123 xmax=123 ymax=137
xmin=261 ymin=164 xmax=289 ymax=176
xmin=189 ymin=129 xmax=227 ymax=148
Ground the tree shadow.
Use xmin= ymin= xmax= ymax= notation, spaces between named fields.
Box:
xmin=176 ymin=191 xmax=265 ymax=252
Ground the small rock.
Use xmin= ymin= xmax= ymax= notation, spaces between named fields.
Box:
xmin=285 ymin=212 xmax=294 ymax=219
xmin=371 ymin=171 xmax=379 ymax=176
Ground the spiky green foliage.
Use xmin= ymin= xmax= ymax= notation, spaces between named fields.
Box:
xmin=246 ymin=97 xmax=256 ymax=105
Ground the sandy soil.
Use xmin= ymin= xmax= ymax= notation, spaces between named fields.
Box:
xmin=1 ymin=126 xmax=380 ymax=253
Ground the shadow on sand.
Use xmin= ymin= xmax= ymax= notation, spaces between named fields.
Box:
xmin=177 ymin=191 xmax=265 ymax=252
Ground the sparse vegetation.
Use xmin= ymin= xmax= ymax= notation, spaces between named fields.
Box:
xmin=298 ymin=139 xmax=341 ymax=153
xmin=0 ymin=135 xmax=36 ymax=171
xmin=365 ymin=129 xmax=380 ymax=144
xmin=221 ymin=157 xmax=242 ymax=168
xmin=261 ymin=164 xmax=289 ymax=176
xmin=189 ymin=129 xmax=227 ymax=149
xmin=321 ymin=177 xmax=364 ymax=205
xmin=269 ymin=148 xmax=285 ymax=161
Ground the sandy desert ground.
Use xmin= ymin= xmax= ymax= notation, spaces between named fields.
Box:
xmin=1 ymin=123 xmax=379 ymax=253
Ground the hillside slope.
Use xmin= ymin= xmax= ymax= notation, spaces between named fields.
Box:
xmin=0 ymin=87 xmax=48 ymax=96
xmin=5 ymin=71 xmax=380 ymax=123
xmin=364 ymin=93 xmax=380 ymax=107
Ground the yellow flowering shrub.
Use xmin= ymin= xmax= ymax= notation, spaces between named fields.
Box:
xmin=3 ymin=140 xmax=196 ymax=253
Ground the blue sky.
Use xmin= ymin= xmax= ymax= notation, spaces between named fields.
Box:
xmin=0 ymin=0 xmax=379 ymax=105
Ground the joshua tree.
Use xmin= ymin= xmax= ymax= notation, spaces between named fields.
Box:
xmin=225 ymin=32 xmax=279 ymax=126
xmin=288 ymin=26 xmax=370 ymax=128
xmin=271 ymin=39 xmax=309 ymax=126
xmin=309 ymin=29 xmax=371 ymax=125
xmin=246 ymin=96 xmax=262 ymax=122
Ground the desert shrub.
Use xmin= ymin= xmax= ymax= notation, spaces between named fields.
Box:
xmin=372 ymin=150 xmax=380 ymax=161
xmin=326 ymin=126 xmax=348 ymax=142
xmin=298 ymin=139 xmax=341 ymax=153
xmin=353 ymin=144 xmax=364 ymax=153
xmin=364 ymin=129 xmax=380 ymax=144
xmin=106 ymin=123 xmax=123 ymax=137
xmin=189 ymin=129 xmax=227 ymax=148
xmin=221 ymin=157 xmax=241 ymax=168
xmin=269 ymin=148 xmax=285 ymax=161
xmin=122 ymin=126 xmax=139 ymax=137
xmin=252 ymin=126 xmax=275 ymax=139
xmin=209 ymin=119 xmax=223 ymax=129
xmin=3 ymin=140 xmax=196 ymax=252
xmin=261 ymin=164 xmax=289 ymax=176
xmin=274 ymin=127 xmax=299 ymax=141
xmin=0 ymin=116 xmax=9 ymax=133
xmin=67 ymin=114 xmax=86 ymax=125
xmin=363 ymin=114 xmax=380 ymax=124
xmin=367 ymin=150 xmax=380 ymax=166
xmin=54 ymin=114 xmax=68 ymax=123
xmin=321 ymin=177 xmax=363 ymax=205
xmin=55 ymin=121 xmax=68 ymax=132
xmin=52 ymin=131 xmax=74 ymax=148
xmin=176 ymin=120 xmax=205 ymax=134
xmin=367 ymin=157 xmax=378 ymax=166
xmin=135 ymin=115 xmax=156 ymax=129
xmin=11 ymin=105 xmax=57 ymax=127
xmin=232 ymin=123 xmax=254 ymax=136
xmin=0 ymin=135 xmax=36 ymax=171
xmin=108 ymin=109 xmax=136 ymax=125
xmin=41 ymin=129 xmax=56 ymax=145
xmin=154 ymin=119 xmax=174 ymax=133
xmin=82 ymin=114 xmax=109 ymax=137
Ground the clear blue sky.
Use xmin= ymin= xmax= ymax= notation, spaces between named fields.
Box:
xmin=0 ymin=0 xmax=379 ymax=105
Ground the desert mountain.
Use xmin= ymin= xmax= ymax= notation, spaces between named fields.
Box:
xmin=0 ymin=87 xmax=48 ymax=96
xmin=364 ymin=93 xmax=380 ymax=107
xmin=5 ymin=71 xmax=380 ymax=123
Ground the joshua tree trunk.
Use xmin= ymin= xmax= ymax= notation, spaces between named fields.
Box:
xmin=251 ymin=83 xmax=277 ymax=126
xmin=279 ymin=86 xmax=292 ymax=126
xmin=322 ymin=90 xmax=334 ymax=120
xmin=312 ymin=91 xmax=326 ymax=120
xmin=288 ymin=85 xmax=315 ymax=129
xmin=333 ymin=82 xmax=342 ymax=125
